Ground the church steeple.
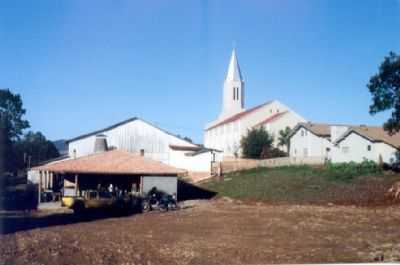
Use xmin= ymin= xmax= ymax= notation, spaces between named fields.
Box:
xmin=225 ymin=49 xmax=243 ymax=82
xmin=219 ymin=49 xmax=245 ymax=119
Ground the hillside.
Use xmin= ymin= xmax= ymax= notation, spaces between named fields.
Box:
xmin=202 ymin=165 xmax=400 ymax=206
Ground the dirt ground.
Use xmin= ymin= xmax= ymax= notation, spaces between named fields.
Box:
xmin=1 ymin=199 xmax=400 ymax=265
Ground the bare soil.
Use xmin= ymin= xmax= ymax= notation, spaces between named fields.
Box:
xmin=1 ymin=199 xmax=400 ymax=265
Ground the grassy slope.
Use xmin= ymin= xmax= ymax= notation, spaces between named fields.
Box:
xmin=202 ymin=166 xmax=400 ymax=205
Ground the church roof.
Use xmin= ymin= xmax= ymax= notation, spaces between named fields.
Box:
xmin=206 ymin=100 xmax=273 ymax=131
xmin=225 ymin=49 xmax=243 ymax=82
xmin=254 ymin=111 xmax=288 ymax=127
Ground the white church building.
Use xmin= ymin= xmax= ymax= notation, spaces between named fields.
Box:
xmin=204 ymin=49 xmax=306 ymax=157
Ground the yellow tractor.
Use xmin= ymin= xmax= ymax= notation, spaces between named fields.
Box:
xmin=62 ymin=190 xmax=140 ymax=213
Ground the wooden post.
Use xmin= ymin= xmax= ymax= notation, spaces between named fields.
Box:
xmin=49 ymin=172 xmax=53 ymax=189
xmin=38 ymin=171 xmax=42 ymax=204
xmin=45 ymin=171 xmax=49 ymax=189
xmin=140 ymin=176 xmax=143 ymax=195
xmin=74 ymin=174 xmax=79 ymax=196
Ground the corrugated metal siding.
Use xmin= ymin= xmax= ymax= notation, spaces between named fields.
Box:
xmin=142 ymin=176 xmax=177 ymax=195
xmin=68 ymin=119 xmax=195 ymax=164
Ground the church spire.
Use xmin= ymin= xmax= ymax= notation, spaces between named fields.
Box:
xmin=219 ymin=48 xmax=245 ymax=120
xmin=225 ymin=49 xmax=243 ymax=82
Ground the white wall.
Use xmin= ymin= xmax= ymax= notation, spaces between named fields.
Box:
xmin=330 ymin=126 xmax=349 ymax=142
xmin=333 ymin=132 xmax=397 ymax=163
xmin=68 ymin=119 xmax=196 ymax=165
xmin=375 ymin=142 xmax=398 ymax=164
xmin=142 ymin=176 xmax=177 ymax=196
xmin=204 ymin=100 xmax=306 ymax=157
xmin=290 ymin=127 xmax=333 ymax=158
xmin=169 ymin=150 xmax=223 ymax=173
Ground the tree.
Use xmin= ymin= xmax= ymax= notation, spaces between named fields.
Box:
xmin=277 ymin=126 xmax=292 ymax=153
xmin=0 ymin=89 xmax=30 ymax=141
xmin=368 ymin=52 xmax=400 ymax=134
xmin=183 ymin=136 xmax=193 ymax=143
xmin=0 ymin=89 xmax=30 ymax=172
xmin=14 ymin=131 xmax=60 ymax=169
xmin=240 ymin=127 xmax=274 ymax=158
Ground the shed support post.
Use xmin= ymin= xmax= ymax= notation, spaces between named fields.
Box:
xmin=74 ymin=174 xmax=79 ymax=196
xmin=38 ymin=171 xmax=42 ymax=204
xmin=140 ymin=176 xmax=143 ymax=195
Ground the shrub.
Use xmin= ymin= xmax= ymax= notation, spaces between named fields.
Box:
xmin=240 ymin=127 xmax=274 ymax=158
xmin=261 ymin=147 xmax=287 ymax=159
xmin=324 ymin=160 xmax=381 ymax=182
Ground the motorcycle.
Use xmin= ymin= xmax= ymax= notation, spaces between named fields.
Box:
xmin=141 ymin=187 xmax=178 ymax=212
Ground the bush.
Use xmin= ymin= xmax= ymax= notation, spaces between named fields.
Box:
xmin=241 ymin=127 xmax=274 ymax=158
xmin=323 ymin=160 xmax=381 ymax=182
xmin=261 ymin=147 xmax=287 ymax=159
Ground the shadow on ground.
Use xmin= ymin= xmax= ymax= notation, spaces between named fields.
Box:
xmin=0 ymin=181 xmax=217 ymax=235
xmin=177 ymin=180 xmax=217 ymax=201
xmin=0 ymin=209 xmax=139 ymax=235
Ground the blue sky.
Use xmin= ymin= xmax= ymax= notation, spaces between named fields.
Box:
xmin=1 ymin=1 xmax=400 ymax=143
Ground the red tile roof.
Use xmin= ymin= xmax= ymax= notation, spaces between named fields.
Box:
xmin=206 ymin=101 xmax=272 ymax=131
xmin=33 ymin=150 xmax=185 ymax=175
xmin=254 ymin=111 xmax=288 ymax=127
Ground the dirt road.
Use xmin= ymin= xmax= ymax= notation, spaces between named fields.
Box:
xmin=1 ymin=199 xmax=400 ymax=264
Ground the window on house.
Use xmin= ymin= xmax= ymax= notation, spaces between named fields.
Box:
xmin=301 ymin=130 xmax=305 ymax=137
xmin=233 ymin=87 xmax=235 ymax=100
xmin=367 ymin=145 xmax=371 ymax=151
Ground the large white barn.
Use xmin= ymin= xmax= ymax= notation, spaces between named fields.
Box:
xmin=289 ymin=122 xmax=400 ymax=164
xmin=67 ymin=117 xmax=222 ymax=174
xmin=204 ymin=49 xmax=306 ymax=157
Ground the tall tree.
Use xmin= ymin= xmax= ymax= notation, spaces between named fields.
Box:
xmin=277 ymin=126 xmax=292 ymax=153
xmin=14 ymin=132 xmax=60 ymax=169
xmin=0 ymin=89 xmax=30 ymax=172
xmin=240 ymin=127 xmax=274 ymax=158
xmin=368 ymin=52 xmax=400 ymax=133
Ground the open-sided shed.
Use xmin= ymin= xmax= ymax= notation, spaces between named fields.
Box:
xmin=32 ymin=150 xmax=185 ymax=203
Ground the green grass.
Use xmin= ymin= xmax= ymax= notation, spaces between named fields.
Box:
xmin=201 ymin=164 xmax=397 ymax=204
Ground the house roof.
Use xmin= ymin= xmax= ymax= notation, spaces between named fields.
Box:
xmin=33 ymin=150 xmax=185 ymax=175
xmin=290 ymin=122 xmax=333 ymax=138
xmin=206 ymin=100 xmax=273 ymax=131
xmin=254 ymin=111 xmax=288 ymax=127
xmin=66 ymin=117 xmax=195 ymax=147
xmin=336 ymin=126 xmax=400 ymax=149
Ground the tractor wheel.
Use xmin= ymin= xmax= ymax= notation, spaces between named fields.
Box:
xmin=72 ymin=201 xmax=85 ymax=214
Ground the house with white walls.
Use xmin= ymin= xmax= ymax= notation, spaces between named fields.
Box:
xmin=332 ymin=126 xmax=400 ymax=163
xmin=289 ymin=122 xmax=400 ymax=164
xmin=204 ymin=49 xmax=306 ymax=157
